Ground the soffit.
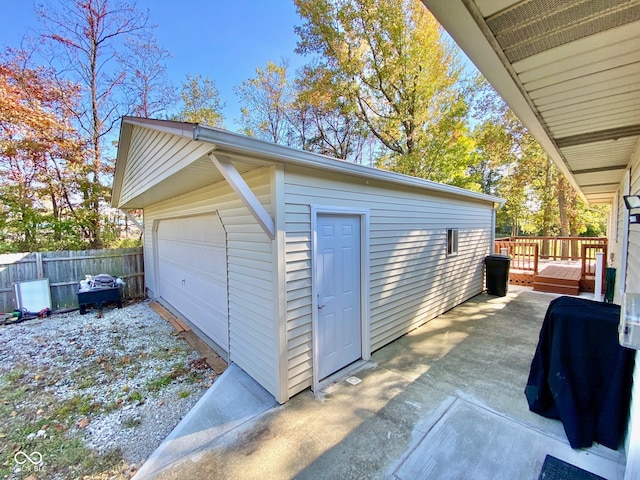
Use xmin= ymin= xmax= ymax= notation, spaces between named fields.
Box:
xmin=425 ymin=0 xmax=640 ymax=204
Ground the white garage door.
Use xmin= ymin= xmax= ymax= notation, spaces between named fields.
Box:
xmin=157 ymin=214 xmax=228 ymax=351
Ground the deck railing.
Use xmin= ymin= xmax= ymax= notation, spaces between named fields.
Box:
xmin=500 ymin=236 xmax=607 ymax=262
xmin=494 ymin=241 xmax=539 ymax=274
xmin=581 ymin=243 xmax=608 ymax=279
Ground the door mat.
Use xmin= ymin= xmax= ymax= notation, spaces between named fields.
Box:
xmin=539 ymin=455 xmax=606 ymax=480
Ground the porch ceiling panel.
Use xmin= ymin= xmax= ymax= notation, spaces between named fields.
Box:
xmin=561 ymin=136 xmax=639 ymax=161
xmin=543 ymin=98 xmax=640 ymax=125
xmin=582 ymin=183 xmax=619 ymax=195
xmin=574 ymin=169 xmax=626 ymax=186
xmin=423 ymin=0 xmax=640 ymax=205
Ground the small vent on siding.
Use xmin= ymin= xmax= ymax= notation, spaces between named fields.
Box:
xmin=485 ymin=0 xmax=640 ymax=62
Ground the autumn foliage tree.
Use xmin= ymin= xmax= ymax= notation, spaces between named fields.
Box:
xmin=235 ymin=60 xmax=294 ymax=144
xmin=0 ymin=50 xmax=85 ymax=251
xmin=176 ymin=74 xmax=225 ymax=127
xmin=36 ymin=0 xmax=154 ymax=248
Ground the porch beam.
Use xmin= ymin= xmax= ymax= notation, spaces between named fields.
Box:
xmin=209 ymin=153 xmax=276 ymax=240
xmin=556 ymin=125 xmax=640 ymax=148
xmin=572 ymin=165 xmax=628 ymax=175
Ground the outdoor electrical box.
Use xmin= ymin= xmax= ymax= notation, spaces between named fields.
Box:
xmin=620 ymin=293 xmax=640 ymax=351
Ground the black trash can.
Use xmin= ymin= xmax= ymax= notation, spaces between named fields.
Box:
xmin=485 ymin=255 xmax=510 ymax=297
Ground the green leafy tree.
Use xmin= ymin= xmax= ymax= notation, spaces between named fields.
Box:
xmin=295 ymin=0 xmax=471 ymax=182
xmin=177 ymin=74 xmax=225 ymax=127
xmin=235 ymin=60 xmax=293 ymax=144
xmin=467 ymin=80 xmax=517 ymax=195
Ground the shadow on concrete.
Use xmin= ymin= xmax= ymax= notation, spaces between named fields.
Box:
xmin=139 ymin=288 xmax=626 ymax=480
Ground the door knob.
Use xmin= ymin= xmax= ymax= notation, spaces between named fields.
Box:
xmin=317 ymin=294 xmax=326 ymax=310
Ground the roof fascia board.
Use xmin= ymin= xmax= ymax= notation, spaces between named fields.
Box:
xmin=421 ymin=0 xmax=585 ymax=201
xmin=112 ymin=121 xmax=133 ymax=207
xmin=121 ymin=116 xmax=197 ymax=139
xmin=209 ymin=153 xmax=276 ymax=240
xmin=195 ymin=124 xmax=503 ymax=206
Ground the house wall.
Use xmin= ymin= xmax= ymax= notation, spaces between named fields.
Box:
xmin=283 ymin=165 xmax=494 ymax=398
xmin=623 ymin=141 xmax=640 ymax=480
xmin=143 ymin=167 xmax=279 ymax=398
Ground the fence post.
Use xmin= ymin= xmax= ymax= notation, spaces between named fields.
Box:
xmin=36 ymin=252 xmax=44 ymax=279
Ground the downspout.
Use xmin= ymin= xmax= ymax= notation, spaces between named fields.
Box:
xmin=492 ymin=198 xmax=506 ymax=252
xmin=491 ymin=206 xmax=496 ymax=251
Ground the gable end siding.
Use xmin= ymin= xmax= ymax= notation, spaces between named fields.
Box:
xmin=283 ymin=166 xmax=493 ymax=397
xmin=120 ymin=126 xmax=213 ymax=206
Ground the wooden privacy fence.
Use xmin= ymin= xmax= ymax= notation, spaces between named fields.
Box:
xmin=0 ymin=247 xmax=144 ymax=312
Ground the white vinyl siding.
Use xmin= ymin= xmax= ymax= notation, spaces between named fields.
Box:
xmin=144 ymin=167 xmax=278 ymax=397
xmin=119 ymin=126 xmax=214 ymax=206
xmin=283 ymin=166 xmax=493 ymax=397
xmin=623 ymin=142 xmax=640 ymax=480
xmin=627 ymin=158 xmax=640 ymax=293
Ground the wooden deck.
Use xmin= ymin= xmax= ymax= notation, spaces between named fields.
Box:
xmin=496 ymin=237 xmax=607 ymax=295
xmin=533 ymin=265 xmax=581 ymax=295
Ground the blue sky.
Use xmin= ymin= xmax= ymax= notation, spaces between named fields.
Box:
xmin=0 ymin=0 xmax=307 ymax=128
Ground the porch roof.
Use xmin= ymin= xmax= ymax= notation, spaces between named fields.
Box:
xmin=422 ymin=0 xmax=640 ymax=205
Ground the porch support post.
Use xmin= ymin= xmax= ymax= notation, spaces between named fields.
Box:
xmin=594 ymin=252 xmax=604 ymax=301
xmin=209 ymin=153 xmax=276 ymax=240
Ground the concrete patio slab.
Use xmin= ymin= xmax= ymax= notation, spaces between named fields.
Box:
xmin=133 ymin=363 xmax=278 ymax=479
xmin=395 ymin=397 xmax=620 ymax=480
xmin=135 ymin=287 xmax=627 ymax=480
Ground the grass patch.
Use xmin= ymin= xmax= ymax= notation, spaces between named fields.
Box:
xmin=0 ymin=375 xmax=123 ymax=479
xmin=5 ymin=367 xmax=26 ymax=384
xmin=177 ymin=390 xmax=190 ymax=399
xmin=122 ymin=416 xmax=141 ymax=429
xmin=145 ymin=363 xmax=189 ymax=392
xmin=127 ymin=391 xmax=143 ymax=403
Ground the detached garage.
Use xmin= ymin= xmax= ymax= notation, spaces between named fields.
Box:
xmin=112 ymin=117 xmax=503 ymax=403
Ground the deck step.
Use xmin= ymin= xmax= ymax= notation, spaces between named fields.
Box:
xmin=532 ymin=265 xmax=581 ymax=295
xmin=534 ymin=275 xmax=580 ymax=287
xmin=532 ymin=281 xmax=580 ymax=295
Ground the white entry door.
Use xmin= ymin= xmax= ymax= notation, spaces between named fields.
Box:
xmin=316 ymin=214 xmax=362 ymax=380
xmin=156 ymin=214 xmax=228 ymax=351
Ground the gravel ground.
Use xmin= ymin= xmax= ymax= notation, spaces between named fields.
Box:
xmin=0 ymin=299 xmax=217 ymax=479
